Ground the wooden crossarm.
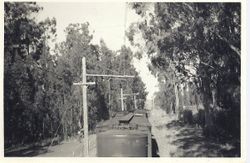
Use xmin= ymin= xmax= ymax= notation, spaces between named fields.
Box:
xmin=73 ymin=82 xmax=96 ymax=86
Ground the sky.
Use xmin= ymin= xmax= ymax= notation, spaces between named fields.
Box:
xmin=36 ymin=2 xmax=159 ymax=99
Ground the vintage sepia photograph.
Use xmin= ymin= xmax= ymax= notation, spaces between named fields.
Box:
xmin=3 ymin=1 xmax=242 ymax=158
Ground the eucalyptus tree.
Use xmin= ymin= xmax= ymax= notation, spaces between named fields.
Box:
xmin=4 ymin=2 xmax=57 ymax=145
xmin=128 ymin=2 xmax=240 ymax=138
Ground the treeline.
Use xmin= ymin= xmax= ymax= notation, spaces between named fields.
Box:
xmin=128 ymin=3 xmax=240 ymax=142
xmin=4 ymin=2 xmax=147 ymax=148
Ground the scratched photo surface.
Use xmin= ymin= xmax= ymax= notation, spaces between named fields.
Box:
xmin=3 ymin=2 xmax=241 ymax=158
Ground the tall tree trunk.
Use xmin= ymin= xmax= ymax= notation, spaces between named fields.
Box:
xmin=50 ymin=121 xmax=53 ymax=137
xmin=174 ymin=84 xmax=179 ymax=115
xmin=42 ymin=119 xmax=45 ymax=139
xmin=201 ymin=77 xmax=214 ymax=137
xmin=194 ymin=93 xmax=199 ymax=111
xmin=65 ymin=121 xmax=68 ymax=140
xmin=179 ymin=84 xmax=184 ymax=118
xmin=71 ymin=108 xmax=73 ymax=137
xmin=62 ymin=121 xmax=65 ymax=139
xmin=181 ymin=84 xmax=184 ymax=107
xmin=186 ymin=84 xmax=190 ymax=106
xmin=211 ymin=88 xmax=217 ymax=109
xmin=170 ymin=101 xmax=173 ymax=114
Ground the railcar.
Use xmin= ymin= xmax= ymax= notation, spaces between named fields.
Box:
xmin=96 ymin=110 xmax=152 ymax=157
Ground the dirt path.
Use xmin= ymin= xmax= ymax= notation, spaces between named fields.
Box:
xmin=149 ymin=108 xmax=179 ymax=156
xmin=5 ymin=134 xmax=97 ymax=157
xmin=148 ymin=108 xmax=240 ymax=157
xmin=38 ymin=134 xmax=97 ymax=157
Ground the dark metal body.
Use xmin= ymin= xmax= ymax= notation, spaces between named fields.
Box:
xmin=97 ymin=130 xmax=148 ymax=157
xmin=96 ymin=110 xmax=152 ymax=157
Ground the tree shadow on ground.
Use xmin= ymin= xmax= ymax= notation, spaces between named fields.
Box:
xmin=4 ymin=141 xmax=62 ymax=157
xmin=164 ymin=120 xmax=240 ymax=157
xmin=5 ymin=145 xmax=49 ymax=157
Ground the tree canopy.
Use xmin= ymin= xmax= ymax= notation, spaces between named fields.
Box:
xmin=4 ymin=2 xmax=147 ymax=147
xmin=128 ymin=2 xmax=240 ymax=139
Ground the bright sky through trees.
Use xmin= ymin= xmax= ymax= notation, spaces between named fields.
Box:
xmin=37 ymin=2 xmax=159 ymax=99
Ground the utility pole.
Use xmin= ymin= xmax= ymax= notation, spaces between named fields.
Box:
xmin=123 ymin=93 xmax=139 ymax=110
xmin=119 ymin=89 xmax=130 ymax=111
xmin=108 ymin=78 xmax=111 ymax=116
xmin=73 ymin=57 xmax=135 ymax=156
xmin=73 ymin=58 xmax=95 ymax=157
xmin=120 ymin=87 xmax=124 ymax=111
xmin=134 ymin=94 xmax=137 ymax=110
